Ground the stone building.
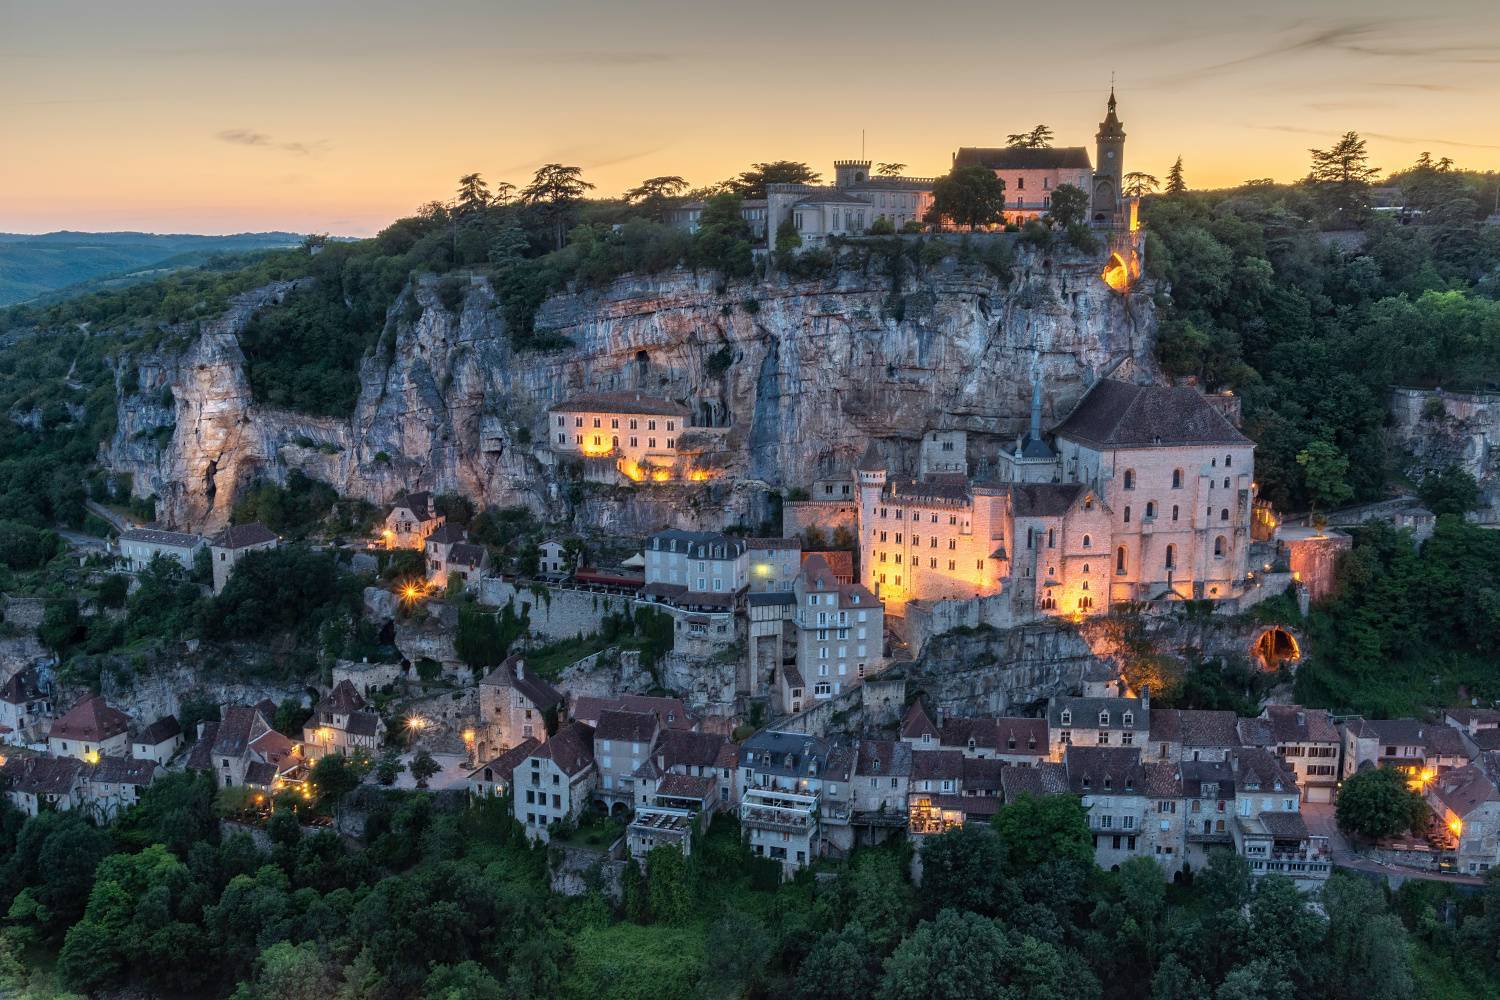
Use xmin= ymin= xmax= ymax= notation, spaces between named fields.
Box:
xmin=949 ymin=146 xmax=1094 ymax=224
xmin=131 ymin=716 xmax=182 ymax=765
xmin=477 ymin=654 xmax=565 ymax=759
xmin=640 ymin=530 xmax=748 ymax=657
xmin=792 ymin=555 xmax=884 ymax=703
xmin=381 ymin=492 xmax=442 ymax=549
xmin=468 ymin=737 xmax=539 ymax=799
xmin=185 ymin=704 xmax=303 ymax=791
xmin=301 ymin=680 xmax=382 ymax=761
xmin=208 ymin=522 xmax=278 ymax=594
xmin=1242 ymin=706 xmax=1340 ymax=803
xmin=0 ymin=667 xmax=51 ymax=745
xmin=856 ymin=378 xmax=1256 ymax=618
xmin=548 ymin=391 xmax=690 ymax=477
xmin=117 ymin=527 xmax=204 ymax=572
xmin=1427 ymin=753 xmax=1500 ymax=876
xmin=48 ymin=695 xmax=130 ymax=762
xmin=514 ymin=722 xmax=597 ymax=843
xmin=737 ymin=730 xmax=853 ymax=874
xmin=594 ymin=709 xmax=660 ymax=811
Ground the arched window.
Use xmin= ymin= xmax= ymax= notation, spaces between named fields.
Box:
xmin=1172 ymin=504 xmax=1180 ymax=522
xmin=1145 ymin=501 xmax=1156 ymax=519
xmin=1225 ymin=454 xmax=1232 ymax=467
xmin=1172 ymin=469 xmax=1183 ymax=489
xmin=1214 ymin=535 xmax=1227 ymax=557
xmin=1123 ymin=506 xmax=1131 ymax=523
xmin=1165 ymin=544 xmax=1176 ymax=570
xmin=1048 ymin=529 xmax=1056 ymax=548
xmin=1082 ymin=564 xmax=1090 ymax=574
xmin=1116 ymin=546 xmax=1127 ymax=575
xmin=1123 ymin=469 xmax=1136 ymax=490
xmin=1220 ymin=508 xmax=1229 ymax=521
xmin=1082 ymin=534 xmax=1092 ymax=549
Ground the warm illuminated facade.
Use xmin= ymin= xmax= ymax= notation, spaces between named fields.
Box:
xmin=549 ymin=391 xmax=690 ymax=476
xmin=856 ymin=379 xmax=1256 ymax=618
xmin=793 ymin=555 xmax=884 ymax=701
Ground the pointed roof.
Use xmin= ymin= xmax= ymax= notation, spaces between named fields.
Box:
xmin=211 ymin=523 xmax=278 ymax=549
xmin=50 ymin=695 xmax=130 ymax=743
xmin=856 ymin=441 xmax=885 ymax=472
xmin=317 ymin=680 xmax=366 ymax=716
xmin=901 ymin=701 xmax=938 ymax=741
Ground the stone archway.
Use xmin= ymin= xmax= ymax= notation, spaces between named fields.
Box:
xmin=1251 ymin=626 xmax=1301 ymax=671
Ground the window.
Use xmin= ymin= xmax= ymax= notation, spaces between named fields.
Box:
xmin=1172 ymin=468 xmax=1183 ymax=489
xmin=1123 ymin=505 xmax=1130 ymax=523
xmin=1082 ymin=534 xmax=1091 ymax=548
xmin=1048 ymin=529 xmax=1056 ymax=548
xmin=1214 ymin=535 xmax=1226 ymax=558
xmin=1099 ymin=710 xmax=1110 ymax=726
xmin=1220 ymin=508 xmax=1230 ymax=521
xmin=1060 ymin=709 xmax=1072 ymax=725
xmin=1225 ymin=454 xmax=1232 ymax=467
xmin=1145 ymin=501 xmax=1156 ymax=519
xmin=1172 ymin=504 xmax=1179 ymax=522
xmin=1165 ymin=544 xmax=1176 ymax=570
xmin=1116 ymin=546 xmax=1126 ymax=575
xmin=1123 ymin=469 xmax=1136 ymax=490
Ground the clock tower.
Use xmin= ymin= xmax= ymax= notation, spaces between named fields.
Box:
xmin=1092 ymin=88 xmax=1126 ymax=226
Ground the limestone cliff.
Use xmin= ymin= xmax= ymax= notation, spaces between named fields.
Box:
xmin=105 ymin=246 xmax=1154 ymax=535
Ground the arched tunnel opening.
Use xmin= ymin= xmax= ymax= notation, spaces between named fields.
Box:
xmin=1253 ymin=627 xmax=1300 ymax=671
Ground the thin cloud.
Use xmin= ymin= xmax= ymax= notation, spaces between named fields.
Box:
xmin=216 ymin=129 xmax=328 ymax=156
xmin=1250 ymin=123 xmax=1500 ymax=151
xmin=1368 ymin=81 xmax=1468 ymax=92
xmin=1304 ymin=100 xmax=1392 ymax=112
xmin=494 ymin=144 xmax=670 ymax=178
xmin=1149 ymin=20 xmax=1500 ymax=86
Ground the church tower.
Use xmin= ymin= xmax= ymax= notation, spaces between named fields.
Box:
xmin=1091 ymin=88 xmax=1126 ymax=226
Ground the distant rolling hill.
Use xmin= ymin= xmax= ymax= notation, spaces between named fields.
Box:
xmin=0 ymin=230 xmax=309 ymax=306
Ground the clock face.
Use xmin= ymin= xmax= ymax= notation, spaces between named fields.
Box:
xmin=1106 ymin=151 xmax=1116 ymax=159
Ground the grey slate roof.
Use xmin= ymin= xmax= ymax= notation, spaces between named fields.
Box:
xmin=1011 ymin=483 xmax=1085 ymax=518
xmin=136 ymin=716 xmax=181 ymax=745
xmin=553 ymin=391 xmax=690 ymax=418
xmin=119 ymin=527 xmax=203 ymax=548
xmin=1052 ymin=380 xmax=1252 ymax=450
xmin=596 ymin=710 xmax=659 ymax=744
xmin=211 ymin=523 xmax=278 ymax=549
xmin=480 ymin=654 xmax=564 ymax=712
xmin=953 ymin=146 xmax=1093 ymax=170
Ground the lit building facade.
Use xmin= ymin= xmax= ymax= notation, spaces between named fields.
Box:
xmin=856 ymin=379 xmax=1256 ymax=618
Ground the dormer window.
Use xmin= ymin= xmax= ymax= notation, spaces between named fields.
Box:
xmin=1007 ymin=737 xmax=1016 ymax=750
xmin=1103 ymin=775 xmax=1112 ymax=790
xmin=1060 ymin=709 xmax=1072 ymax=726
xmin=967 ymin=738 xmax=976 ymax=751
xmin=921 ymin=733 xmax=933 ymax=745
xmin=1123 ymin=711 xmax=1133 ymax=727
xmin=1099 ymin=710 xmax=1110 ymax=726
xmin=1081 ymin=776 xmax=1091 ymax=790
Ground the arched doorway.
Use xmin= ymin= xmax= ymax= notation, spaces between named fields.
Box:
xmin=1252 ymin=627 xmax=1300 ymax=671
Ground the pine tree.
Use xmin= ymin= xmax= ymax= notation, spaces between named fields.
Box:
xmin=1165 ymin=156 xmax=1187 ymax=194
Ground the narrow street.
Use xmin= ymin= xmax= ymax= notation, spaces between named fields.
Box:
xmin=1302 ymin=802 xmax=1485 ymax=886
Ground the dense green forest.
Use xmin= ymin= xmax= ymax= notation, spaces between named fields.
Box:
xmin=1143 ymin=148 xmax=1500 ymax=510
xmin=1 ymin=772 xmax=1496 ymax=1000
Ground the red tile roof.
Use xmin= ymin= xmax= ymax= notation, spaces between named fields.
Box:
xmin=50 ymin=695 xmax=129 ymax=743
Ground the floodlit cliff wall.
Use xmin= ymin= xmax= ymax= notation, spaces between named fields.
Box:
xmin=105 ymin=246 xmax=1155 ymax=535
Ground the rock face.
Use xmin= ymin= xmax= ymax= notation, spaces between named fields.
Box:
xmin=106 ymin=247 xmax=1154 ymax=535
xmin=1389 ymin=387 xmax=1500 ymax=511
xmin=901 ymin=623 xmax=1109 ymax=717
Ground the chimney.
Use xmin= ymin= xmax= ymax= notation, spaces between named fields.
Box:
xmin=1140 ymin=685 xmax=1151 ymax=712
xmin=515 ymin=659 xmax=525 ymax=680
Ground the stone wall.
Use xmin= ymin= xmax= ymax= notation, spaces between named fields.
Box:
xmin=479 ymin=578 xmax=633 ymax=642
xmin=901 ymin=622 xmax=1108 ymax=717
xmin=783 ymin=500 xmax=857 ymax=541
xmin=903 ymin=594 xmax=1019 ymax=658
xmin=1281 ymin=529 xmax=1353 ymax=603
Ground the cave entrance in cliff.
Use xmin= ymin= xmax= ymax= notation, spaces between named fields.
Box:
xmin=1253 ymin=627 xmax=1300 ymax=671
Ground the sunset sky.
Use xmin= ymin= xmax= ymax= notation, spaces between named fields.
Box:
xmin=3 ymin=0 xmax=1499 ymax=236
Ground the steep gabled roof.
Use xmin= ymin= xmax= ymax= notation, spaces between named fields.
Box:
xmin=471 ymin=737 xmax=541 ymax=786
xmin=1052 ymin=380 xmax=1251 ymax=450
xmin=855 ymin=441 xmax=885 ymax=472
xmin=1010 ymin=483 xmax=1086 ymax=518
xmin=426 ymin=523 xmax=467 ymax=545
xmin=901 ymin=701 xmax=938 ymax=742
xmin=596 ymin=710 xmax=659 ymax=744
xmin=535 ymin=722 xmax=595 ymax=777
xmin=50 ymin=695 xmax=130 ymax=743
xmin=480 ymin=654 xmax=564 ymax=712
xmin=136 ymin=716 xmax=182 ymax=746
xmin=317 ymin=680 xmax=367 ymax=716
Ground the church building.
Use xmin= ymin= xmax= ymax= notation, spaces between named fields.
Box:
xmin=856 ymin=379 xmax=1254 ymax=620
